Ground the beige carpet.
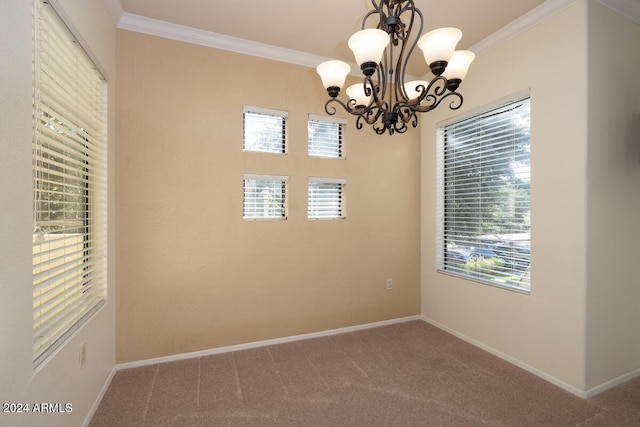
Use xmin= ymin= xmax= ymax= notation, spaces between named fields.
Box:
xmin=90 ymin=321 xmax=640 ymax=426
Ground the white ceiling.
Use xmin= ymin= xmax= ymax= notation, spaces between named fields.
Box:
xmin=116 ymin=0 xmax=548 ymax=75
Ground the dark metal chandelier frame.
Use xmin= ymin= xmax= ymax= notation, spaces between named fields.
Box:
xmin=318 ymin=0 xmax=471 ymax=135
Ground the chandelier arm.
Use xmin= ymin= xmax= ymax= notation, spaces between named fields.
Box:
xmin=398 ymin=0 xmax=414 ymax=18
xmin=364 ymin=0 xmax=384 ymax=29
xmin=398 ymin=2 xmax=423 ymax=102
xmin=369 ymin=66 xmax=386 ymax=108
xmin=394 ymin=119 xmax=409 ymax=134
xmin=395 ymin=103 xmax=414 ymax=124
xmin=384 ymin=3 xmax=402 ymax=105
xmin=415 ymin=75 xmax=448 ymax=105
xmin=324 ymin=97 xmax=362 ymax=117
xmin=371 ymin=0 xmax=382 ymax=13
xmin=407 ymin=109 xmax=419 ymax=129
xmin=442 ymin=92 xmax=464 ymax=111
xmin=372 ymin=119 xmax=387 ymax=135
xmin=387 ymin=35 xmax=396 ymax=103
xmin=362 ymin=10 xmax=380 ymax=29
xmin=415 ymin=91 xmax=463 ymax=113
xmin=362 ymin=104 xmax=385 ymax=126
xmin=394 ymin=1 xmax=413 ymax=44
xmin=371 ymin=105 xmax=386 ymax=125
xmin=357 ymin=106 xmax=385 ymax=133
xmin=411 ymin=112 xmax=419 ymax=129
xmin=391 ymin=104 xmax=417 ymax=135
xmin=430 ymin=75 xmax=449 ymax=94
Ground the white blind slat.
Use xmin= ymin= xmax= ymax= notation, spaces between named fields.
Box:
xmin=308 ymin=180 xmax=345 ymax=219
xmin=32 ymin=1 xmax=107 ymax=366
xmin=243 ymin=176 xmax=287 ymax=219
xmin=437 ymin=97 xmax=531 ymax=292
xmin=308 ymin=117 xmax=344 ymax=158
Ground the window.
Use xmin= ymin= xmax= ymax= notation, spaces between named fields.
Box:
xmin=243 ymin=174 xmax=288 ymax=219
xmin=308 ymin=178 xmax=346 ymax=219
xmin=308 ymin=115 xmax=346 ymax=158
xmin=32 ymin=0 xmax=107 ymax=366
xmin=437 ymin=97 xmax=531 ymax=292
xmin=243 ymin=106 xmax=287 ymax=154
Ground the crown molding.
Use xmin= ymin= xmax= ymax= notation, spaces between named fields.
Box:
xmin=102 ymin=0 xmax=124 ymax=25
xmin=115 ymin=0 xmax=639 ymax=72
xmin=118 ymin=13 xmax=331 ymax=70
xmin=469 ymin=0 xmax=579 ymax=55
xmin=470 ymin=0 xmax=640 ymax=55
xmin=596 ymin=0 xmax=640 ymax=24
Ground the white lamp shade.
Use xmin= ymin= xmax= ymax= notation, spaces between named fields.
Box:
xmin=348 ymin=29 xmax=389 ymax=66
xmin=418 ymin=27 xmax=462 ymax=65
xmin=443 ymin=50 xmax=475 ymax=80
xmin=316 ymin=60 xmax=351 ymax=89
xmin=404 ymin=80 xmax=429 ymax=101
xmin=346 ymin=83 xmax=372 ymax=107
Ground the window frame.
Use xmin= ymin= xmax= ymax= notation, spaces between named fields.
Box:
xmin=436 ymin=95 xmax=531 ymax=293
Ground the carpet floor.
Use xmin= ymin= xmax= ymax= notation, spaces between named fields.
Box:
xmin=89 ymin=320 xmax=640 ymax=426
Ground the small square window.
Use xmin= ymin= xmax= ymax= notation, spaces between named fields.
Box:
xmin=308 ymin=115 xmax=346 ymax=158
xmin=243 ymin=174 xmax=288 ymax=219
xmin=243 ymin=106 xmax=287 ymax=154
xmin=308 ymin=178 xmax=346 ymax=219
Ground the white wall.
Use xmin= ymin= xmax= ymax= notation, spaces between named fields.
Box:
xmin=422 ymin=0 xmax=640 ymax=396
xmin=421 ymin=1 xmax=591 ymax=394
xmin=585 ymin=1 xmax=640 ymax=390
xmin=0 ymin=1 xmax=116 ymax=426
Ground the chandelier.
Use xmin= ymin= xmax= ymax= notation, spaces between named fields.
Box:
xmin=316 ymin=0 xmax=475 ymax=135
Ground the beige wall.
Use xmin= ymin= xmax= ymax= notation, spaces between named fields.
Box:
xmin=116 ymin=30 xmax=421 ymax=363
xmin=585 ymin=1 xmax=640 ymax=390
xmin=421 ymin=1 xmax=590 ymax=393
xmin=0 ymin=0 xmax=117 ymax=426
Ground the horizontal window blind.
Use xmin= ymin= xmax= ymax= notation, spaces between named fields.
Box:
xmin=308 ymin=177 xmax=346 ymax=219
xmin=437 ymin=97 xmax=531 ymax=292
xmin=243 ymin=106 xmax=287 ymax=154
xmin=308 ymin=115 xmax=346 ymax=158
xmin=33 ymin=0 xmax=107 ymax=366
xmin=243 ymin=174 xmax=288 ymax=219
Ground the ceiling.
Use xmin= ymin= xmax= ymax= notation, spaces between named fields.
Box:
xmin=117 ymin=0 xmax=549 ymax=75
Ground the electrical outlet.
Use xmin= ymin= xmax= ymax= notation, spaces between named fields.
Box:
xmin=386 ymin=277 xmax=393 ymax=290
xmin=79 ymin=342 xmax=86 ymax=368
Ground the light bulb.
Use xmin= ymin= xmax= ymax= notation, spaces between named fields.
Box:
xmin=404 ymin=80 xmax=429 ymax=101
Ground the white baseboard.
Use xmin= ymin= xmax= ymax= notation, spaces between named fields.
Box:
xmin=82 ymin=365 xmax=117 ymax=427
xmin=421 ymin=315 xmax=640 ymax=399
xmin=585 ymin=367 xmax=640 ymax=398
xmin=108 ymin=314 xmax=640 ymax=400
xmin=116 ymin=315 xmax=421 ymax=371
xmin=420 ymin=315 xmax=590 ymax=398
